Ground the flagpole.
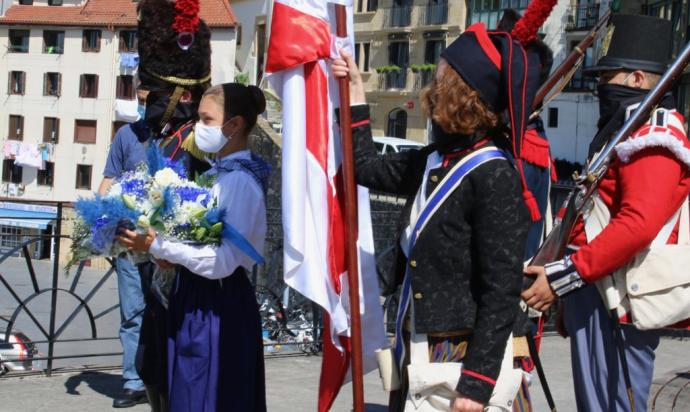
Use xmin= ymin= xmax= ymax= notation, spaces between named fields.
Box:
xmin=334 ymin=4 xmax=366 ymax=412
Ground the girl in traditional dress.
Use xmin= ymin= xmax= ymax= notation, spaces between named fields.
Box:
xmin=118 ymin=83 xmax=270 ymax=412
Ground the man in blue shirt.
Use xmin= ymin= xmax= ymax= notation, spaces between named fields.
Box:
xmin=99 ymin=89 xmax=150 ymax=408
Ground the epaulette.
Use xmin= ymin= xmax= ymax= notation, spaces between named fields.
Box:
xmin=181 ymin=129 xmax=212 ymax=161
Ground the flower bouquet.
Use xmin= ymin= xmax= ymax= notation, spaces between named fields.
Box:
xmin=68 ymin=145 xmax=225 ymax=305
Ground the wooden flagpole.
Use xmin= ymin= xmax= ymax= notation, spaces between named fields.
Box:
xmin=334 ymin=4 xmax=366 ymax=412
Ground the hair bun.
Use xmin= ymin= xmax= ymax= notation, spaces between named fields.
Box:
xmin=247 ymin=85 xmax=266 ymax=116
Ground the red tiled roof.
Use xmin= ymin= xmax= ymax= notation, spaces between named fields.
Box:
xmin=0 ymin=0 xmax=236 ymax=28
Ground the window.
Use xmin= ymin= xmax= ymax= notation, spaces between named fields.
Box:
xmin=389 ymin=39 xmax=410 ymax=67
xmin=116 ymin=75 xmax=135 ymax=100
xmin=82 ymin=30 xmax=101 ymax=52
xmin=48 ymin=0 xmax=63 ymax=5
xmin=548 ymin=107 xmax=558 ymax=128
xmin=367 ymin=0 xmax=378 ymax=12
xmin=8 ymin=115 xmax=24 ymax=141
xmin=76 ymin=164 xmax=92 ymax=190
xmin=44 ymin=72 xmax=61 ymax=96
xmin=43 ymin=30 xmax=64 ymax=54
xmin=19 ymin=0 xmax=33 ymax=4
xmin=37 ymin=162 xmax=54 ymax=187
xmin=119 ymin=30 xmax=137 ymax=53
xmin=79 ymin=74 xmax=99 ymax=98
xmin=424 ymin=36 xmax=445 ymax=64
xmin=43 ymin=117 xmax=60 ymax=143
xmin=8 ymin=71 xmax=26 ymax=95
xmin=355 ymin=43 xmax=371 ymax=72
xmin=357 ymin=0 xmax=377 ymax=12
xmin=9 ymin=30 xmax=29 ymax=53
xmin=387 ymin=109 xmax=407 ymax=139
xmin=112 ymin=121 xmax=127 ymax=141
xmin=469 ymin=0 xmax=529 ymax=28
xmin=74 ymin=120 xmax=97 ymax=144
xmin=2 ymin=159 xmax=23 ymax=184
xmin=236 ymin=24 xmax=242 ymax=46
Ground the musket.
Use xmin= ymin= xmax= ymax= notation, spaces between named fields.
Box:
xmin=530 ymin=38 xmax=690 ymax=266
xmin=532 ymin=9 xmax=611 ymax=110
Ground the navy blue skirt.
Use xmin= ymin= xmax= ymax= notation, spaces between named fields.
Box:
xmin=167 ymin=267 xmax=266 ymax=412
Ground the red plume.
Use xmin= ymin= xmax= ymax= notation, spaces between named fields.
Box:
xmin=511 ymin=0 xmax=557 ymax=45
xmin=172 ymin=0 xmax=201 ymax=33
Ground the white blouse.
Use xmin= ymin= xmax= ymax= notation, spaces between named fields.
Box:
xmin=148 ymin=150 xmax=267 ymax=279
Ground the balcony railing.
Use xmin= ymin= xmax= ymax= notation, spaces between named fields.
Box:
xmin=378 ymin=69 xmax=409 ymax=91
xmin=413 ymin=69 xmax=435 ymax=90
xmin=565 ymin=4 xmax=600 ymax=31
xmin=420 ymin=3 xmax=448 ymax=26
xmin=383 ymin=5 xmax=412 ymax=28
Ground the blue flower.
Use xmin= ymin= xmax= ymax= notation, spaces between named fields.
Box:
xmin=146 ymin=144 xmax=188 ymax=179
xmin=159 ymin=187 xmax=178 ymax=217
xmin=176 ymin=186 xmax=210 ymax=204
xmin=120 ymin=178 xmax=146 ymax=198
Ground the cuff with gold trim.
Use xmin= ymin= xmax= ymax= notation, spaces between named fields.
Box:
xmin=545 ymin=256 xmax=585 ymax=296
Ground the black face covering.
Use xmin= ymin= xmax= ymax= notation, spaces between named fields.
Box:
xmin=589 ymin=84 xmax=676 ymax=158
xmin=430 ymin=121 xmax=482 ymax=154
xmin=596 ymin=84 xmax=648 ymax=129
xmin=144 ymin=92 xmax=197 ymax=135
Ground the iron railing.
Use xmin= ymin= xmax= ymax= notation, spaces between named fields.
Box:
xmin=420 ymin=2 xmax=448 ymax=26
xmin=378 ymin=69 xmax=409 ymax=91
xmin=382 ymin=5 xmax=413 ymax=27
xmin=565 ymin=3 xmax=601 ymax=31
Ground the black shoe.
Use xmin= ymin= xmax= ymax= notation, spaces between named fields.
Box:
xmin=113 ymin=389 xmax=148 ymax=408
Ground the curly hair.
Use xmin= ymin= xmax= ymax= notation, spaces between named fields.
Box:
xmin=421 ymin=67 xmax=498 ymax=136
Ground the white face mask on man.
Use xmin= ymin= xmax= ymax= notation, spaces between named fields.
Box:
xmin=194 ymin=121 xmax=232 ymax=153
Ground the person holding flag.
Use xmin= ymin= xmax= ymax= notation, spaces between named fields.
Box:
xmin=332 ymin=18 xmax=542 ymax=412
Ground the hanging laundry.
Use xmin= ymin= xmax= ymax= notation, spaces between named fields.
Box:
xmin=14 ymin=143 xmax=42 ymax=168
xmin=3 ymin=141 xmax=20 ymax=158
xmin=120 ymin=53 xmax=140 ymax=70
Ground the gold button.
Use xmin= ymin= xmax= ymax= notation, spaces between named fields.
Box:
xmin=414 ymin=293 xmax=423 ymax=300
xmin=430 ymin=175 xmax=439 ymax=183
xmin=409 ymin=260 xmax=417 ymax=268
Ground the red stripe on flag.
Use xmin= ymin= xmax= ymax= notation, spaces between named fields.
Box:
xmin=305 ymin=62 xmax=329 ymax=171
xmin=304 ymin=62 xmax=347 ymax=294
xmin=266 ymin=2 xmax=332 ymax=73
xmin=318 ymin=314 xmax=351 ymax=412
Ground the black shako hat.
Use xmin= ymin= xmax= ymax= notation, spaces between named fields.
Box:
xmin=137 ymin=0 xmax=212 ymax=90
xmin=585 ymin=14 xmax=673 ymax=76
xmin=441 ymin=23 xmax=542 ymax=221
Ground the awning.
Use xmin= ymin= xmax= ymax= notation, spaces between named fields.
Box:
xmin=0 ymin=202 xmax=57 ymax=230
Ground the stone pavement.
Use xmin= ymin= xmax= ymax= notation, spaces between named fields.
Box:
xmin=0 ymin=336 xmax=688 ymax=412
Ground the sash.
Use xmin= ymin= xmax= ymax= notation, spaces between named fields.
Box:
xmin=394 ymin=147 xmax=509 ymax=369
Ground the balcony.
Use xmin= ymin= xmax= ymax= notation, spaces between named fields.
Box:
xmin=565 ymin=4 xmax=600 ymax=31
xmin=419 ymin=3 xmax=448 ymax=26
xmin=383 ymin=6 xmax=412 ymax=28
xmin=377 ymin=67 xmax=409 ymax=91
xmin=412 ymin=67 xmax=436 ymax=90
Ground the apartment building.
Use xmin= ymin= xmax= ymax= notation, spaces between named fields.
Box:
xmin=0 ymin=0 xmax=238 ymax=203
xmin=0 ymin=0 xmax=237 ymax=259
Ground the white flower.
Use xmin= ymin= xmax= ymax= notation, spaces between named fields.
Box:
xmin=154 ymin=168 xmax=183 ymax=187
xmin=108 ymin=183 xmax=122 ymax=197
xmin=137 ymin=215 xmax=150 ymax=228
xmin=149 ymin=190 xmax=164 ymax=208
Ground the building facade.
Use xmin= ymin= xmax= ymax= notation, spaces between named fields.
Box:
xmin=0 ymin=0 xmax=237 ymax=203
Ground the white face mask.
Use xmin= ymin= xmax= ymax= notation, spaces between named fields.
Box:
xmin=194 ymin=122 xmax=231 ymax=153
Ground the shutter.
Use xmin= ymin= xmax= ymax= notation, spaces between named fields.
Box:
xmin=57 ymin=73 xmax=62 ymax=97
xmin=79 ymin=75 xmax=85 ymax=97
xmin=20 ymin=72 xmax=26 ymax=95
xmin=55 ymin=118 xmax=60 ymax=142
xmin=43 ymin=118 xmax=49 ymax=141
xmin=94 ymin=75 xmax=99 ymax=97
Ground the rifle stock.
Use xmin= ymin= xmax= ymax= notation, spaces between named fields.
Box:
xmin=533 ymin=10 xmax=611 ymax=110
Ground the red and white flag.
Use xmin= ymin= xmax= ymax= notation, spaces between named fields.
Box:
xmin=266 ymin=0 xmax=386 ymax=410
